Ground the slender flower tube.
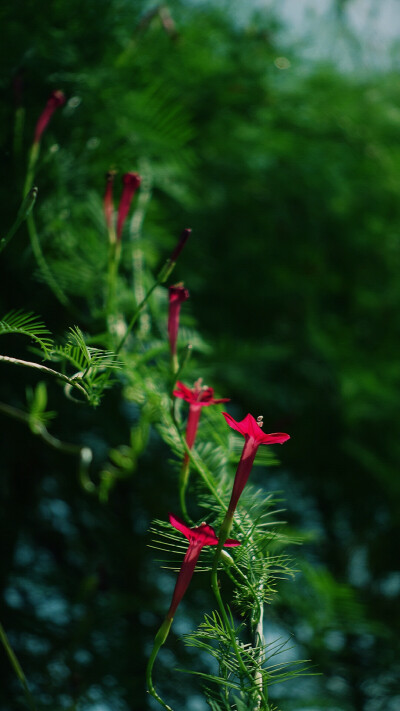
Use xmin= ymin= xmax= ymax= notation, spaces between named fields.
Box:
xmin=168 ymin=283 xmax=189 ymax=372
xmin=223 ymin=412 xmax=290 ymax=515
xmin=103 ymin=170 xmax=116 ymax=241
xmin=116 ymin=172 xmax=141 ymax=241
xmin=174 ymin=380 xmax=230 ymax=465
xmin=166 ymin=513 xmax=240 ymax=618
xmin=33 ymin=90 xmax=65 ymax=145
xmin=174 ymin=380 xmax=230 ymax=519
xmin=146 ymin=514 xmax=240 ymax=710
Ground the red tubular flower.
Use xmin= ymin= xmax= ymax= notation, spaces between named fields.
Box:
xmin=223 ymin=412 xmax=290 ymax=514
xmin=169 ymin=228 xmax=191 ymax=263
xmin=166 ymin=513 xmax=240 ymax=619
xmin=104 ymin=170 xmax=116 ymax=234
xmin=116 ymin=172 xmax=141 ymax=241
xmin=174 ymin=379 xmax=230 ymax=463
xmin=168 ymin=283 xmax=189 ymax=360
xmin=34 ymin=90 xmax=66 ymax=144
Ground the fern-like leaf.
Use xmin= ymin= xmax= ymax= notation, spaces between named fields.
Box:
xmin=0 ymin=310 xmax=53 ymax=354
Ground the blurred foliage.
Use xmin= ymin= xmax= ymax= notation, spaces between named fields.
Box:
xmin=0 ymin=0 xmax=400 ymax=710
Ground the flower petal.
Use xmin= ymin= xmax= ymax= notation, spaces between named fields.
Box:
xmin=169 ymin=513 xmax=192 ymax=540
xmin=224 ymin=538 xmax=241 ymax=547
xmin=223 ymin=411 xmax=290 ymax=445
xmin=173 ymin=381 xmax=195 ymax=403
xmin=259 ymin=432 xmax=290 ymax=445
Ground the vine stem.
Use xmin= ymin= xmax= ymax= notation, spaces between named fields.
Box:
xmin=210 ymin=513 xmax=254 ymax=684
xmin=26 ymin=212 xmax=70 ymax=307
xmin=0 ymin=355 xmax=89 ymax=401
xmin=0 ymin=621 xmax=37 ymax=711
xmin=146 ymin=618 xmax=174 ymax=711
xmin=130 ymin=160 xmax=153 ymax=338
xmin=0 ymin=187 xmax=38 ymax=254
xmin=170 ymin=403 xmax=270 ymax=704
xmin=0 ymin=400 xmax=95 ymax=493
xmin=23 ymin=143 xmax=70 ymax=307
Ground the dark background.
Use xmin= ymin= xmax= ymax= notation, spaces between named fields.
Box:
xmin=0 ymin=1 xmax=399 ymax=709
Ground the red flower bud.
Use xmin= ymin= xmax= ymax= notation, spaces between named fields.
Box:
xmin=168 ymin=284 xmax=189 ymax=359
xmin=169 ymin=228 xmax=191 ymax=263
xmin=34 ymin=90 xmax=65 ymax=144
xmin=116 ymin=172 xmax=141 ymax=241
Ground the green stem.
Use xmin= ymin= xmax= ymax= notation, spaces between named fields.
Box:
xmin=13 ymin=107 xmax=25 ymax=167
xmin=24 ymin=141 xmax=40 ymax=198
xmin=23 ymin=142 xmax=70 ymax=307
xmin=106 ymin=240 xmax=121 ymax=333
xmin=0 ymin=187 xmax=38 ymax=254
xmin=170 ymin=402 xmax=226 ymax=510
xmin=179 ymin=460 xmax=192 ymax=523
xmin=146 ymin=618 xmax=174 ymax=711
xmin=211 ymin=514 xmax=253 ymax=682
xmin=115 ymin=280 xmax=159 ymax=354
xmin=26 ymin=212 xmax=70 ymax=307
xmin=130 ymin=160 xmax=152 ymax=338
xmin=0 ymin=355 xmax=89 ymax=401
xmin=0 ymin=621 xmax=37 ymax=711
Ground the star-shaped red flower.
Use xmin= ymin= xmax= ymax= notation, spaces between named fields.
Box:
xmin=222 ymin=412 xmax=290 ymax=514
xmin=222 ymin=412 xmax=290 ymax=445
xmin=174 ymin=381 xmax=230 ymax=408
xmin=166 ymin=513 xmax=240 ymax=619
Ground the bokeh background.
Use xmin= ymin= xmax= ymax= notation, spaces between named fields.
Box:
xmin=1 ymin=0 xmax=400 ymax=709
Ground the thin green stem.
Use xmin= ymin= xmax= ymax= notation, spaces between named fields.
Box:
xmin=130 ymin=160 xmax=152 ymax=338
xmin=23 ymin=142 xmax=70 ymax=308
xmin=105 ymin=241 xmax=121 ymax=333
xmin=0 ymin=621 xmax=37 ymax=711
xmin=26 ymin=212 xmax=70 ymax=307
xmin=0 ymin=187 xmax=38 ymax=254
xmin=179 ymin=460 xmax=193 ymax=523
xmin=0 ymin=355 xmax=89 ymax=401
xmin=146 ymin=618 xmax=174 ymax=711
xmin=23 ymin=142 xmax=39 ymax=198
xmin=115 ymin=280 xmax=159 ymax=354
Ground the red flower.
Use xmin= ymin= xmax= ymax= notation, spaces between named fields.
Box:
xmin=104 ymin=170 xmax=116 ymax=234
xmin=222 ymin=412 xmax=290 ymax=514
xmin=166 ymin=513 xmax=240 ymax=619
xmin=174 ymin=379 xmax=230 ymax=459
xmin=34 ymin=90 xmax=65 ymax=144
xmin=168 ymin=284 xmax=189 ymax=361
xmin=174 ymin=380 xmax=230 ymax=408
xmin=116 ymin=172 xmax=141 ymax=241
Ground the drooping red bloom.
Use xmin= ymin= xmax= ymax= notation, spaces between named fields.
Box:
xmin=168 ymin=284 xmax=189 ymax=359
xmin=174 ymin=379 xmax=230 ymax=463
xmin=104 ymin=170 xmax=116 ymax=233
xmin=116 ymin=172 xmax=141 ymax=241
xmin=166 ymin=513 xmax=240 ymax=619
xmin=222 ymin=412 xmax=290 ymax=514
xmin=34 ymin=90 xmax=66 ymax=144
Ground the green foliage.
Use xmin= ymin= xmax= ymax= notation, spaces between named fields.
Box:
xmin=0 ymin=310 xmax=53 ymax=354
xmin=0 ymin=1 xmax=399 ymax=711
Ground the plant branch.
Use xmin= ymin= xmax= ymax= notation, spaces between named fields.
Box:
xmin=0 ymin=355 xmax=89 ymax=400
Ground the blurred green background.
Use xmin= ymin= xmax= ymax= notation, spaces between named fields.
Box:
xmin=1 ymin=0 xmax=400 ymax=709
